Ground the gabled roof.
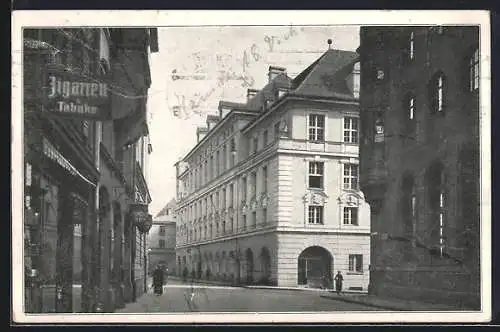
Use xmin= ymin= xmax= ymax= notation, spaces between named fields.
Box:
xmin=155 ymin=198 xmax=177 ymax=219
xmin=292 ymin=49 xmax=359 ymax=101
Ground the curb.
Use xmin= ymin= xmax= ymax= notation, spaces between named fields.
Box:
xmin=319 ymin=295 xmax=405 ymax=311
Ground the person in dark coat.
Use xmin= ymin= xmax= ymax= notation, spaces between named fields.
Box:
xmin=152 ymin=265 xmax=165 ymax=296
xmin=334 ymin=271 xmax=344 ymax=295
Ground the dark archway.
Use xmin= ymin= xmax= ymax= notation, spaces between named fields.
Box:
xmin=297 ymin=246 xmax=333 ymax=288
xmin=259 ymin=247 xmax=271 ymax=284
xmin=245 ymin=248 xmax=254 ymax=284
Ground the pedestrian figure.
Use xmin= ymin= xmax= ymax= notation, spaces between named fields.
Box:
xmin=152 ymin=265 xmax=165 ymax=296
xmin=334 ymin=271 xmax=344 ymax=295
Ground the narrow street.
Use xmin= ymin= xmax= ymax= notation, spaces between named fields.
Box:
xmin=116 ymin=279 xmax=382 ymax=313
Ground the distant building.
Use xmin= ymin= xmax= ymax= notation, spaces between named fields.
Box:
xmin=358 ymin=26 xmax=480 ymax=308
xmin=148 ymin=199 xmax=177 ymax=275
xmin=175 ymin=48 xmax=371 ymax=290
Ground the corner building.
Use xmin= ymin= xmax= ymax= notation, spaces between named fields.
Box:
xmin=358 ymin=26 xmax=480 ymax=308
xmin=175 ymin=50 xmax=371 ymax=290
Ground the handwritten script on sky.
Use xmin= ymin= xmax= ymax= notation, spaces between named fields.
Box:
xmin=147 ymin=26 xmax=359 ymax=215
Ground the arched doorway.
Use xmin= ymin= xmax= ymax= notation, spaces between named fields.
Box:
xmin=297 ymin=246 xmax=333 ymax=288
xmin=259 ymin=247 xmax=271 ymax=284
xmin=245 ymin=248 xmax=254 ymax=284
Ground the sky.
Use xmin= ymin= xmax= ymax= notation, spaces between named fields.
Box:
xmin=147 ymin=25 xmax=360 ymax=216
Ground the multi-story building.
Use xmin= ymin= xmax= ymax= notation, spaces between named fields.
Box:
xmin=175 ymin=48 xmax=371 ymax=290
xmin=148 ymin=199 xmax=177 ymax=275
xmin=358 ymin=26 xmax=480 ymax=308
xmin=22 ymin=28 xmax=158 ymax=313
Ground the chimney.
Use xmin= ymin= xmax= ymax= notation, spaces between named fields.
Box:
xmin=196 ymin=127 xmax=209 ymax=142
xmin=247 ymin=89 xmax=260 ymax=101
xmin=268 ymin=66 xmax=286 ymax=83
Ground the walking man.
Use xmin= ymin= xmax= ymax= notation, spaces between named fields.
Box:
xmin=152 ymin=265 xmax=165 ymax=296
xmin=334 ymin=270 xmax=344 ymax=295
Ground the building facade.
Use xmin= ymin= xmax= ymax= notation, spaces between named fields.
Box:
xmin=148 ymin=199 xmax=177 ymax=275
xmin=23 ymin=28 xmax=158 ymax=313
xmin=358 ymin=26 xmax=480 ymax=308
xmin=175 ymin=49 xmax=371 ymax=290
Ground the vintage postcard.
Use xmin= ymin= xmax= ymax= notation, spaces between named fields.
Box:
xmin=11 ymin=10 xmax=491 ymax=324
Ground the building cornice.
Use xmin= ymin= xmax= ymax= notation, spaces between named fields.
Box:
xmin=181 ymin=109 xmax=259 ymax=162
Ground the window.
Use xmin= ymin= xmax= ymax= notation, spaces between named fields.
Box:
xmin=263 ymin=130 xmax=268 ymax=146
xmin=210 ymin=155 xmax=214 ymax=179
xmin=308 ymin=114 xmax=325 ymax=142
xmin=343 ymin=164 xmax=358 ymax=190
xmin=216 ymin=150 xmax=220 ymax=176
xmin=159 ymin=226 xmax=166 ymax=235
xmin=222 ymin=220 xmax=226 ymax=234
xmin=406 ymin=93 xmax=416 ymax=121
xmin=470 ymin=48 xmax=479 ymax=92
xmin=205 ymin=160 xmax=208 ymax=182
xmin=262 ymin=207 xmax=267 ymax=224
xmin=253 ymin=137 xmax=258 ymax=154
xmin=262 ymin=166 xmax=268 ymax=192
xmin=409 ymin=31 xmax=415 ymax=60
xmin=242 ymin=177 xmax=247 ymax=201
xmin=348 ymin=254 xmax=363 ymax=273
xmin=251 ymin=171 xmax=257 ymax=198
xmin=222 ymin=188 xmax=226 ymax=208
xmin=252 ymin=211 xmax=257 ymax=228
xmin=159 ymin=239 xmax=165 ymax=248
xmin=243 ymin=214 xmax=247 ymax=230
xmin=427 ymin=162 xmax=446 ymax=257
xmin=222 ymin=144 xmax=227 ymax=172
xmin=429 ymin=71 xmax=446 ymax=113
xmin=344 ymin=117 xmax=359 ymax=143
xmin=274 ymin=122 xmax=281 ymax=140
xmin=308 ymin=206 xmax=324 ymax=224
xmin=229 ymin=183 xmax=234 ymax=207
xmin=308 ymin=162 xmax=324 ymax=189
xmin=230 ymin=138 xmax=236 ymax=167
xmin=343 ymin=207 xmax=359 ymax=225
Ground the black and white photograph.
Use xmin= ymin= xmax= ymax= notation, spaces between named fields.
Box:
xmin=11 ymin=10 xmax=491 ymax=324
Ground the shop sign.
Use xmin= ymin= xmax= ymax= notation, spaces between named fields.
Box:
xmin=42 ymin=66 xmax=111 ymax=120
xmin=129 ymin=204 xmax=152 ymax=233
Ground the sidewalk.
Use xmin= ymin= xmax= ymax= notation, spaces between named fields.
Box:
xmin=319 ymin=293 xmax=458 ymax=311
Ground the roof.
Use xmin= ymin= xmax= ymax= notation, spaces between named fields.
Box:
xmin=155 ymin=198 xmax=177 ymax=219
xmin=292 ymin=49 xmax=359 ymax=101
xmin=246 ymin=72 xmax=293 ymax=110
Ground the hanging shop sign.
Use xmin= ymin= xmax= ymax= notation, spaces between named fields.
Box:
xmin=42 ymin=66 xmax=111 ymax=120
xmin=129 ymin=203 xmax=152 ymax=233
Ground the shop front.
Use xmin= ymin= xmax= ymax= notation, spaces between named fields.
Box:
xmin=24 ymin=134 xmax=98 ymax=313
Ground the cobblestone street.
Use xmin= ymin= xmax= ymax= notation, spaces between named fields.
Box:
xmin=116 ymin=279 xmax=382 ymax=313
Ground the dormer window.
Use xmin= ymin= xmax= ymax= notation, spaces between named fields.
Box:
xmin=278 ymin=88 xmax=288 ymax=99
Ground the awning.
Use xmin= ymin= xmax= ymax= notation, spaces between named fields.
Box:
xmin=43 ymin=137 xmax=96 ymax=187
